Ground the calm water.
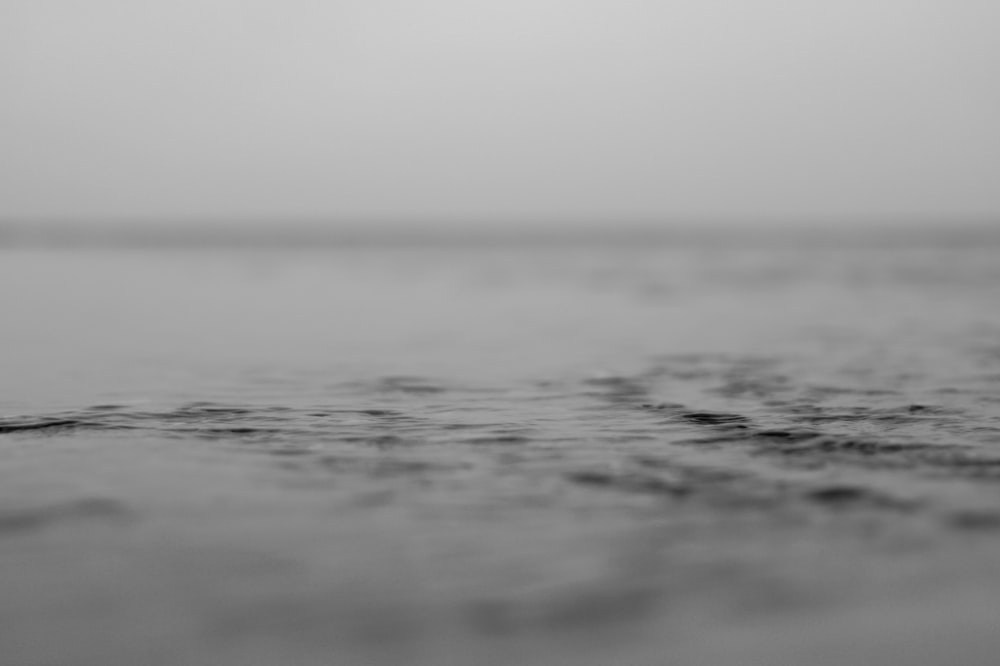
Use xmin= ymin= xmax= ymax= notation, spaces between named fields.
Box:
xmin=2 ymin=240 xmax=1000 ymax=665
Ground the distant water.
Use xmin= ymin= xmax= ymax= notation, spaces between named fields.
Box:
xmin=2 ymin=239 xmax=1000 ymax=665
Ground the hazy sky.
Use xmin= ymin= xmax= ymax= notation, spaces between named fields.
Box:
xmin=2 ymin=0 xmax=998 ymax=226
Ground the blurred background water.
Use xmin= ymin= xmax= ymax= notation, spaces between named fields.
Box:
xmin=2 ymin=235 xmax=1000 ymax=665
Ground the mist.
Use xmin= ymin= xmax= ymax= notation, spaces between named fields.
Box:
xmin=3 ymin=0 xmax=999 ymax=227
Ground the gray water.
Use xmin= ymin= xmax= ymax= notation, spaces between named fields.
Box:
xmin=2 ymin=239 xmax=1000 ymax=665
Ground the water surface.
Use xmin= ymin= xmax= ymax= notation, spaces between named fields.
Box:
xmin=2 ymin=240 xmax=1000 ymax=665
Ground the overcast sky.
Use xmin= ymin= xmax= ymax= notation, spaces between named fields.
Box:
xmin=2 ymin=0 xmax=998 ymax=226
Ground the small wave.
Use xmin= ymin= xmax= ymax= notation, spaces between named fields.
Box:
xmin=675 ymin=411 xmax=752 ymax=427
xmin=565 ymin=469 xmax=692 ymax=499
xmin=0 ymin=417 xmax=121 ymax=434
xmin=564 ymin=461 xmax=919 ymax=518
xmin=0 ymin=498 xmax=133 ymax=537
xmin=0 ymin=401 xmax=426 ymax=431
xmin=802 ymin=485 xmax=917 ymax=511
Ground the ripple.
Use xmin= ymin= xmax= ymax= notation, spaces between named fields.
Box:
xmin=0 ymin=417 xmax=117 ymax=434
xmin=675 ymin=411 xmax=753 ymax=427
xmin=802 ymin=485 xmax=917 ymax=511
xmin=565 ymin=470 xmax=692 ymax=499
xmin=0 ymin=498 xmax=134 ymax=536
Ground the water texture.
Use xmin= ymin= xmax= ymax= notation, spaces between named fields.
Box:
xmin=1 ymin=240 xmax=1000 ymax=665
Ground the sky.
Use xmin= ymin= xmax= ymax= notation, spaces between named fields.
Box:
xmin=2 ymin=0 xmax=999 ymax=227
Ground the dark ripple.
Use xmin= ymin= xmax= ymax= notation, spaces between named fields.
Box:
xmin=317 ymin=455 xmax=470 ymax=478
xmin=0 ymin=498 xmax=134 ymax=536
xmin=564 ymin=458 xmax=926 ymax=523
xmin=803 ymin=485 xmax=917 ymax=511
xmin=0 ymin=417 xmax=123 ymax=434
xmin=169 ymin=426 xmax=288 ymax=439
xmin=675 ymin=411 xmax=753 ymax=427
xmin=462 ymin=435 xmax=532 ymax=446
xmin=565 ymin=470 xmax=692 ymax=498
xmin=676 ymin=427 xmax=934 ymax=458
xmin=0 ymin=401 xmax=427 ymax=442
xmin=946 ymin=510 xmax=1000 ymax=531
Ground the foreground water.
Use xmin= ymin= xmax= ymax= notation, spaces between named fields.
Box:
xmin=1 ymin=239 xmax=1000 ymax=665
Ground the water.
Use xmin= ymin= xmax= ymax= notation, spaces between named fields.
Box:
xmin=2 ymin=238 xmax=1000 ymax=665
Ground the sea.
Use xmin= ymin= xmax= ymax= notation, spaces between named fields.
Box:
xmin=1 ymin=230 xmax=999 ymax=665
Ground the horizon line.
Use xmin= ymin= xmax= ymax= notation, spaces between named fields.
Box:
xmin=1 ymin=218 xmax=998 ymax=249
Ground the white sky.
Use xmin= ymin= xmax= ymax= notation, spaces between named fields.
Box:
xmin=2 ymin=0 xmax=998 ymax=226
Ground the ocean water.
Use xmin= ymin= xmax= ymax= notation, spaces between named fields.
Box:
xmin=2 ymin=238 xmax=1000 ymax=665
